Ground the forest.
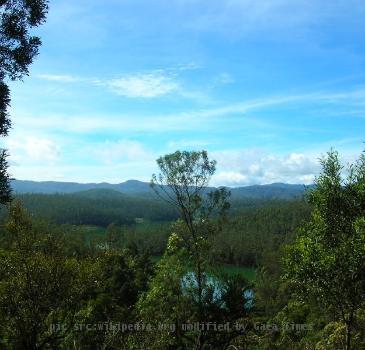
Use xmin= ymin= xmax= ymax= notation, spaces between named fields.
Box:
xmin=0 ymin=149 xmax=364 ymax=350
xmin=2 ymin=192 xmax=310 ymax=266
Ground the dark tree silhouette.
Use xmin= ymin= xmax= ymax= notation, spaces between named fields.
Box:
xmin=0 ymin=0 xmax=49 ymax=203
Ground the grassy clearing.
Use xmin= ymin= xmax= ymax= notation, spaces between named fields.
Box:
xmin=151 ymin=255 xmax=256 ymax=282
xmin=78 ymin=225 xmax=107 ymax=245
xmin=217 ymin=265 xmax=256 ymax=282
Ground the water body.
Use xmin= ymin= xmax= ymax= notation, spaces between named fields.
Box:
xmin=182 ymin=272 xmax=254 ymax=309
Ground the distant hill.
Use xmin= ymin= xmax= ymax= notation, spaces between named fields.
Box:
xmin=71 ymin=188 xmax=128 ymax=199
xmin=11 ymin=179 xmax=151 ymax=195
xmin=229 ymin=182 xmax=313 ymax=200
xmin=11 ymin=179 xmax=312 ymax=200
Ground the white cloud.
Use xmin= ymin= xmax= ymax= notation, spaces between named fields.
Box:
xmin=213 ymin=171 xmax=249 ymax=185
xmin=107 ymin=72 xmax=179 ymax=98
xmin=37 ymin=74 xmax=81 ymax=83
xmin=167 ymin=139 xmax=210 ymax=150
xmin=211 ymin=149 xmax=322 ymax=186
xmin=181 ymin=0 xmax=365 ymax=42
xmin=6 ymin=136 xmax=60 ymax=164
xmin=216 ymin=73 xmax=235 ymax=85
xmin=9 ymin=163 xmax=155 ymax=184
xmin=11 ymin=86 xmax=365 ymax=137
xmin=92 ymin=140 xmax=153 ymax=165
xmin=36 ymin=66 xmax=199 ymax=99
xmin=4 ymin=137 xmax=157 ymax=182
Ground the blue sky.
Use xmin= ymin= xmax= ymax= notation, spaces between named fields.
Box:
xmin=3 ymin=0 xmax=365 ymax=185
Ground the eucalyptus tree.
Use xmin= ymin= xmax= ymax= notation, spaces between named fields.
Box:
xmin=150 ymin=150 xmax=230 ymax=349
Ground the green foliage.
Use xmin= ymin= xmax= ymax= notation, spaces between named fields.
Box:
xmin=0 ymin=202 xmax=98 ymax=349
xmin=214 ymin=199 xmax=311 ymax=266
xmin=132 ymin=243 xmax=192 ymax=349
xmin=0 ymin=202 xmax=154 ymax=349
xmin=284 ymin=150 xmax=365 ymax=350
xmin=151 ymin=151 xmax=230 ymax=315
xmin=151 ymin=150 xmax=230 ymax=224
xmin=0 ymin=147 xmax=11 ymax=204
xmin=0 ymin=0 xmax=48 ymax=82
xmin=68 ymin=250 xmax=153 ymax=350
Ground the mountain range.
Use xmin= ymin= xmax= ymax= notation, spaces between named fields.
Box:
xmin=11 ymin=179 xmax=312 ymax=200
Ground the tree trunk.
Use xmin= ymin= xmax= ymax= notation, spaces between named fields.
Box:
xmin=345 ymin=322 xmax=351 ymax=350
xmin=196 ymin=258 xmax=203 ymax=350
xmin=345 ymin=313 xmax=353 ymax=350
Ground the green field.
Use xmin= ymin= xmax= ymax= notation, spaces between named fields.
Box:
xmin=218 ymin=265 xmax=256 ymax=282
xmin=78 ymin=225 xmax=107 ymax=245
xmin=151 ymin=256 xmax=256 ymax=282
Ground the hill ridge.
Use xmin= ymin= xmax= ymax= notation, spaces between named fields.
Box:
xmin=11 ymin=179 xmax=312 ymax=200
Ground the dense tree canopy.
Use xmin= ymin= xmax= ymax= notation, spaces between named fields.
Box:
xmin=284 ymin=150 xmax=365 ymax=350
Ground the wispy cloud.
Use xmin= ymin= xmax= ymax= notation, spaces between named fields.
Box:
xmin=36 ymin=74 xmax=81 ymax=83
xmin=11 ymin=86 xmax=365 ymax=134
xmin=91 ymin=139 xmax=153 ymax=165
xmin=215 ymin=73 xmax=235 ymax=85
xmin=106 ymin=72 xmax=179 ymax=98
xmin=181 ymin=0 xmax=365 ymax=43
xmin=36 ymin=67 xmax=195 ymax=99
xmin=167 ymin=139 xmax=210 ymax=150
